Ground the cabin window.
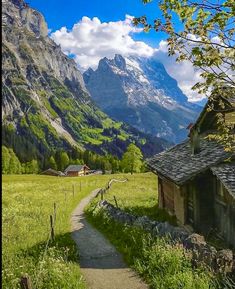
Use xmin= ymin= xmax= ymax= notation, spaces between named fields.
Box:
xmin=187 ymin=189 xmax=194 ymax=226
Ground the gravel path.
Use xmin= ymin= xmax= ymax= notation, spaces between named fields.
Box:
xmin=71 ymin=189 xmax=149 ymax=289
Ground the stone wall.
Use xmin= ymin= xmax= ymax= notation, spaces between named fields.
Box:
xmin=97 ymin=200 xmax=235 ymax=274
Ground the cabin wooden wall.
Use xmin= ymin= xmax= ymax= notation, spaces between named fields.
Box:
xmin=158 ymin=177 xmax=164 ymax=209
xmin=214 ymin=178 xmax=235 ymax=248
xmin=67 ymin=170 xmax=87 ymax=176
xmin=182 ymin=184 xmax=195 ymax=228
xmin=158 ymin=176 xmax=185 ymax=225
xmin=194 ymin=173 xmax=215 ymax=234
xmin=161 ymin=178 xmax=174 ymax=214
xmin=67 ymin=171 xmax=79 ymax=177
xmin=174 ymin=185 xmax=185 ymax=225
xmin=158 ymin=173 xmax=235 ymax=248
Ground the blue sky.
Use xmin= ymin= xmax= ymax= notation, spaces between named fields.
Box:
xmin=28 ymin=0 xmax=201 ymax=101
xmin=29 ymin=0 xmax=167 ymax=47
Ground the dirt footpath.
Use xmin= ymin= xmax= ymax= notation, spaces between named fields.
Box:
xmin=71 ymin=189 xmax=149 ymax=289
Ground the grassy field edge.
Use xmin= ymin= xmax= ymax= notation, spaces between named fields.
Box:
xmin=84 ymin=174 xmax=227 ymax=289
xmin=2 ymin=174 xmax=123 ymax=289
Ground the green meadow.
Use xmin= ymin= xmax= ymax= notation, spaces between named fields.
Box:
xmin=97 ymin=173 xmax=176 ymax=224
xmin=86 ymin=173 xmax=224 ymax=289
xmin=2 ymin=174 xmax=121 ymax=289
xmin=2 ymin=173 xmax=226 ymax=289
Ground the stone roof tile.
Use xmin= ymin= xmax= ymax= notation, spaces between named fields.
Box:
xmin=64 ymin=164 xmax=88 ymax=173
xmin=211 ymin=163 xmax=235 ymax=197
xmin=147 ymin=138 xmax=232 ymax=185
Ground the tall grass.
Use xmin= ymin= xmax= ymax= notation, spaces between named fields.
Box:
xmin=101 ymin=173 xmax=176 ymax=224
xmin=86 ymin=207 xmax=217 ymax=289
xmin=2 ymin=174 xmax=119 ymax=289
xmin=3 ymin=173 xmax=227 ymax=289
xmin=86 ymin=173 xmax=219 ymax=289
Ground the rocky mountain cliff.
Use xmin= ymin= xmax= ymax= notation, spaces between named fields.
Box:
xmin=84 ymin=55 xmax=201 ymax=143
xmin=2 ymin=0 xmax=169 ymax=164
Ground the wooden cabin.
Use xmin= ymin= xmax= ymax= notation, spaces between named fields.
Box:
xmin=41 ymin=168 xmax=65 ymax=176
xmin=148 ymin=96 xmax=235 ymax=247
xmin=64 ymin=164 xmax=90 ymax=177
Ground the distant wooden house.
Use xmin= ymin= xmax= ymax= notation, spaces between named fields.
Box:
xmin=147 ymin=96 xmax=235 ymax=247
xmin=64 ymin=164 xmax=90 ymax=177
xmin=41 ymin=168 xmax=65 ymax=176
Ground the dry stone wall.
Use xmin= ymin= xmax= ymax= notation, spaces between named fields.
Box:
xmin=97 ymin=200 xmax=235 ymax=274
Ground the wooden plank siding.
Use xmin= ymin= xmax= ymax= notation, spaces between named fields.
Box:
xmin=173 ymin=185 xmax=185 ymax=225
xmin=158 ymin=177 xmax=164 ymax=209
xmin=214 ymin=178 xmax=235 ymax=248
xmin=162 ymin=179 xmax=175 ymax=214
xmin=158 ymin=173 xmax=235 ymax=248
xmin=67 ymin=170 xmax=85 ymax=177
xmin=158 ymin=176 xmax=186 ymax=225
xmin=67 ymin=171 xmax=79 ymax=177
xmin=150 ymin=96 xmax=234 ymax=249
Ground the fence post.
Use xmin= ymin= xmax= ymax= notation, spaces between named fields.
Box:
xmin=101 ymin=189 xmax=104 ymax=201
xmin=64 ymin=191 xmax=67 ymax=201
xmin=113 ymin=195 xmax=118 ymax=208
xmin=53 ymin=202 xmax=56 ymax=223
xmin=50 ymin=215 xmax=55 ymax=241
xmin=20 ymin=276 xmax=32 ymax=289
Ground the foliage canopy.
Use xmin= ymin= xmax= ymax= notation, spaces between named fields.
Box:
xmin=134 ymin=0 xmax=235 ymax=150
xmin=121 ymin=144 xmax=143 ymax=173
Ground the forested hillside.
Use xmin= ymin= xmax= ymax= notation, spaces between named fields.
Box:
xmin=2 ymin=0 xmax=169 ymax=172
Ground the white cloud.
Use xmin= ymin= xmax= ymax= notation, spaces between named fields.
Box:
xmin=51 ymin=16 xmax=204 ymax=102
xmin=51 ymin=15 xmax=154 ymax=70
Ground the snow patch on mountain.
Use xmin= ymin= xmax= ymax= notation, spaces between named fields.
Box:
xmin=83 ymin=54 xmax=201 ymax=143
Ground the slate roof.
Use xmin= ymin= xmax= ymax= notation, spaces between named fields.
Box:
xmin=64 ymin=164 xmax=89 ymax=173
xmin=147 ymin=138 xmax=232 ymax=185
xmin=211 ymin=163 xmax=235 ymax=197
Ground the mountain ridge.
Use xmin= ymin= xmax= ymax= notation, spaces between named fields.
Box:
xmin=2 ymin=0 xmax=170 ymax=167
xmin=84 ymin=54 xmax=201 ymax=143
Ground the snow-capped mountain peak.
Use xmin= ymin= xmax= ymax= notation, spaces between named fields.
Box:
xmin=83 ymin=54 xmax=201 ymax=143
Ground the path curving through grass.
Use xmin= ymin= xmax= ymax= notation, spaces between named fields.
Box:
xmin=71 ymin=189 xmax=149 ymax=289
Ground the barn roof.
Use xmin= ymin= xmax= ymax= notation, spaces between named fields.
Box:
xmin=211 ymin=163 xmax=235 ymax=197
xmin=64 ymin=164 xmax=89 ymax=173
xmin=147 ymin=138 xmax=232 ymax=185
xmin=41 ymin=168 xmax=65 ymax=176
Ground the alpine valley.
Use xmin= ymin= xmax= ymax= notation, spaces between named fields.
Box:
xmin=84 ymin=55 xmax=201 ymax=143
xmin=2 ymin=0 xmax=171 ymax=169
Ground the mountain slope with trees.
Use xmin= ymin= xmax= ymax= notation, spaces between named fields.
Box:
xmin=2 ymin=0 xmax=170 ymax=171
xmin=134 ymin=0 xmax=235 ymax=150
